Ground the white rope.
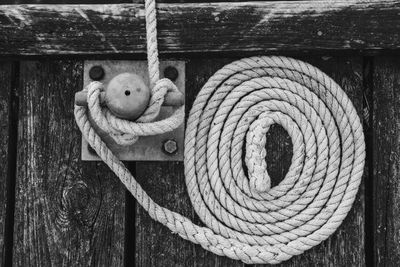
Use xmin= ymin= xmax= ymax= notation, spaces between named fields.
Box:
xmin=74 ymin=0 xmax=365 ymax=264
xmin=84 ymin=78 xmax=183 ymax=145
xmin=145 ymin=0 xmax=160 ymax=89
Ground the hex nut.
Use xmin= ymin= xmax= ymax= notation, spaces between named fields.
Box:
xmin=163 ymin=139 xmax=178 ymax=154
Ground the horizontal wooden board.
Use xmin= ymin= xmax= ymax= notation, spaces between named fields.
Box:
xmin=1 ymin=1 xmax=400 ymax=56
xmin=2 ymin=0 xmax=272 ymax=3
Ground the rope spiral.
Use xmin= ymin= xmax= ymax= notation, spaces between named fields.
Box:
xmin=184 ymin=56 xmax=365 ymax=263
xmin=74 ymin=0 xmax=365 ymax=264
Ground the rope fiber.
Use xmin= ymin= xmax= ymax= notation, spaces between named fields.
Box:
xmin=74 ymin=0 xmax=365 ymax=264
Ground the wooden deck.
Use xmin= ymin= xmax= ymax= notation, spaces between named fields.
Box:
xmin=0 ymin=1 xmax=399 ymax=266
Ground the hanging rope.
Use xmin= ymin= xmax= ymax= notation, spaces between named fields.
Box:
xmin=74 ymin=0 xmax=365 ymax=264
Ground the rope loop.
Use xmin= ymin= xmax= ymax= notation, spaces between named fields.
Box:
xmin=183 ymin=56 xmax=365 ymax=263
xmin=83 ymin=77 xmax=184 ymax=145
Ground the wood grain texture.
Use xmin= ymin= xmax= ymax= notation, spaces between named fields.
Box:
xmin=372 ymin=57 xmax=400 ymax=266
xmin=13 ymin=61 xmax=125 ymax=266
xmin=134 ymin=59 xmax=244 ymax=267
xmin=1 ymin=1 xmax=400 ymax=56
xmin=133 ymin=56 xmax=366 ymax=266
xmin=8 ymin=0 xmax=129 ymax=3
xmin=0 ymin=62 xmax=12 ymax=266
xmin=4 ymin=0 xmax=271 ymax=3
xmin=135 ymin=162 xmax=244 ymax=267
xmin=257 ymin=56 xmax=366 ymax=267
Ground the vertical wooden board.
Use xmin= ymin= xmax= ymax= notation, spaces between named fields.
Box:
xmin=259 ymin=56 xmax=366 ymax=267
xmin=134 ymin=56 xmax=365 ymax=266
xmin=254 ymin=56 xmax=366 ymax=267
xmin=0 ymin=62 xmax=12 ymax=265
xmin=135 ymin=59 xmax=244 ymax=267
xmin=135 ymin=162 xmax=242 ymax=266
xmin=13 ymin=61 xmax=125 ymax=266
xmin=372 ymin=57 xmax=400 ymax=266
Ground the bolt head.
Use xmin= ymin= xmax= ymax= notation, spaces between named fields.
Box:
xmin=163 ymin=139 xmax=178 ymax=154
xmin=163 ymin=66 xmax=179 ymax=81
xmin=89 ymin=65 xmax=105 ymax=81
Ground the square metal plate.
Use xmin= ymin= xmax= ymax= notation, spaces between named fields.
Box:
xmin=81 ymin=60 xmax=185 ymax=161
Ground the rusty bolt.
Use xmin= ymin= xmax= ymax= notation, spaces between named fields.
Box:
xmin=163 ymin=139 xmax=178 ymax=154
xmin=163 ymin=66 xmax=179 ymax=81
xmin=89 ymin=65 xmax=105 ymax=81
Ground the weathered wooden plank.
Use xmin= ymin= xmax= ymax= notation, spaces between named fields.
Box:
xmin=0 ymin=62 xmax=12 ymax=266
xmin=3 ymin=0 xmax=127 ymax=3
xmin=7 ymin=0 xmax=129 ymax=3
xmin=1 ymin=1 xmax=400 ymax=56
xmin=3 ymin=0 xmax=271 ymax=3
xmin=259 ymin=56 xmax=366 ymax=267
xmin=135 ymin=59 xmax=244 ymax=266
xmin=13 ymin=61 xmax=125 ymax=266
xmin=134 ymin=56 xmax=365 ymax=266
xmin=372 ymin=57 xmax=400 ymax=266
xmin=135 ymin=162 xmax=245 ymax=266
xmin=257 ymin=56 xmax=366 ymax=266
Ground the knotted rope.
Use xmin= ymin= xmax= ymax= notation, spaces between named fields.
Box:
xmin=82 ymin=78 xmax=183 ymax=145
xmin=74 ymin=0 xmax=365 ymax=264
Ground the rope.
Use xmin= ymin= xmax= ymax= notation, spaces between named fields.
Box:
xmin=74 ymin=0 xmax=365 ymax=264
xmin=83 ymin=78 xmax=184 ymax=145
xmin=145 ymin=0 xmax=160 ymax=89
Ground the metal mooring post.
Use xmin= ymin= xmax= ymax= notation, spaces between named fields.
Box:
xmin=75 ymin=60 xmax=185 ymax=161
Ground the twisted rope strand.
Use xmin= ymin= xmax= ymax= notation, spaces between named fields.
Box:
xmin=74 ymin=55 xmax=365 ymax=264
xmin=73 ymin=0 xmax=365 ymax=264
xmin=145 ymin=0 xmax=160 ymax=89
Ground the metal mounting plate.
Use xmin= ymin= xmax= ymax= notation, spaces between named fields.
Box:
xmin=81 ymin=60 xmax=185 ymax=161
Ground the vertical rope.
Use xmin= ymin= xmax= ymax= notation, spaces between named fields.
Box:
xmin=145 ymin=0 xmax=160 ymax=89
xmin=79 ymin=0 xmax=184 ymax=145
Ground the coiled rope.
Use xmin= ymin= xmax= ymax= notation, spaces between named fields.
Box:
xmin=74 ymin=0 xmax=365 ymax=264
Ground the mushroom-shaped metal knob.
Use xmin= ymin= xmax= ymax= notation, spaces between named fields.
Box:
xmin=105 ymin=73 xmax=150 ymax=121
xmin=75 ymin=72 xmax=184 ymax=120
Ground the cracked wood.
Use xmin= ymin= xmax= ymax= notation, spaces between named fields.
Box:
xmin=1 ymin=1 xmax=400 ymax=55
